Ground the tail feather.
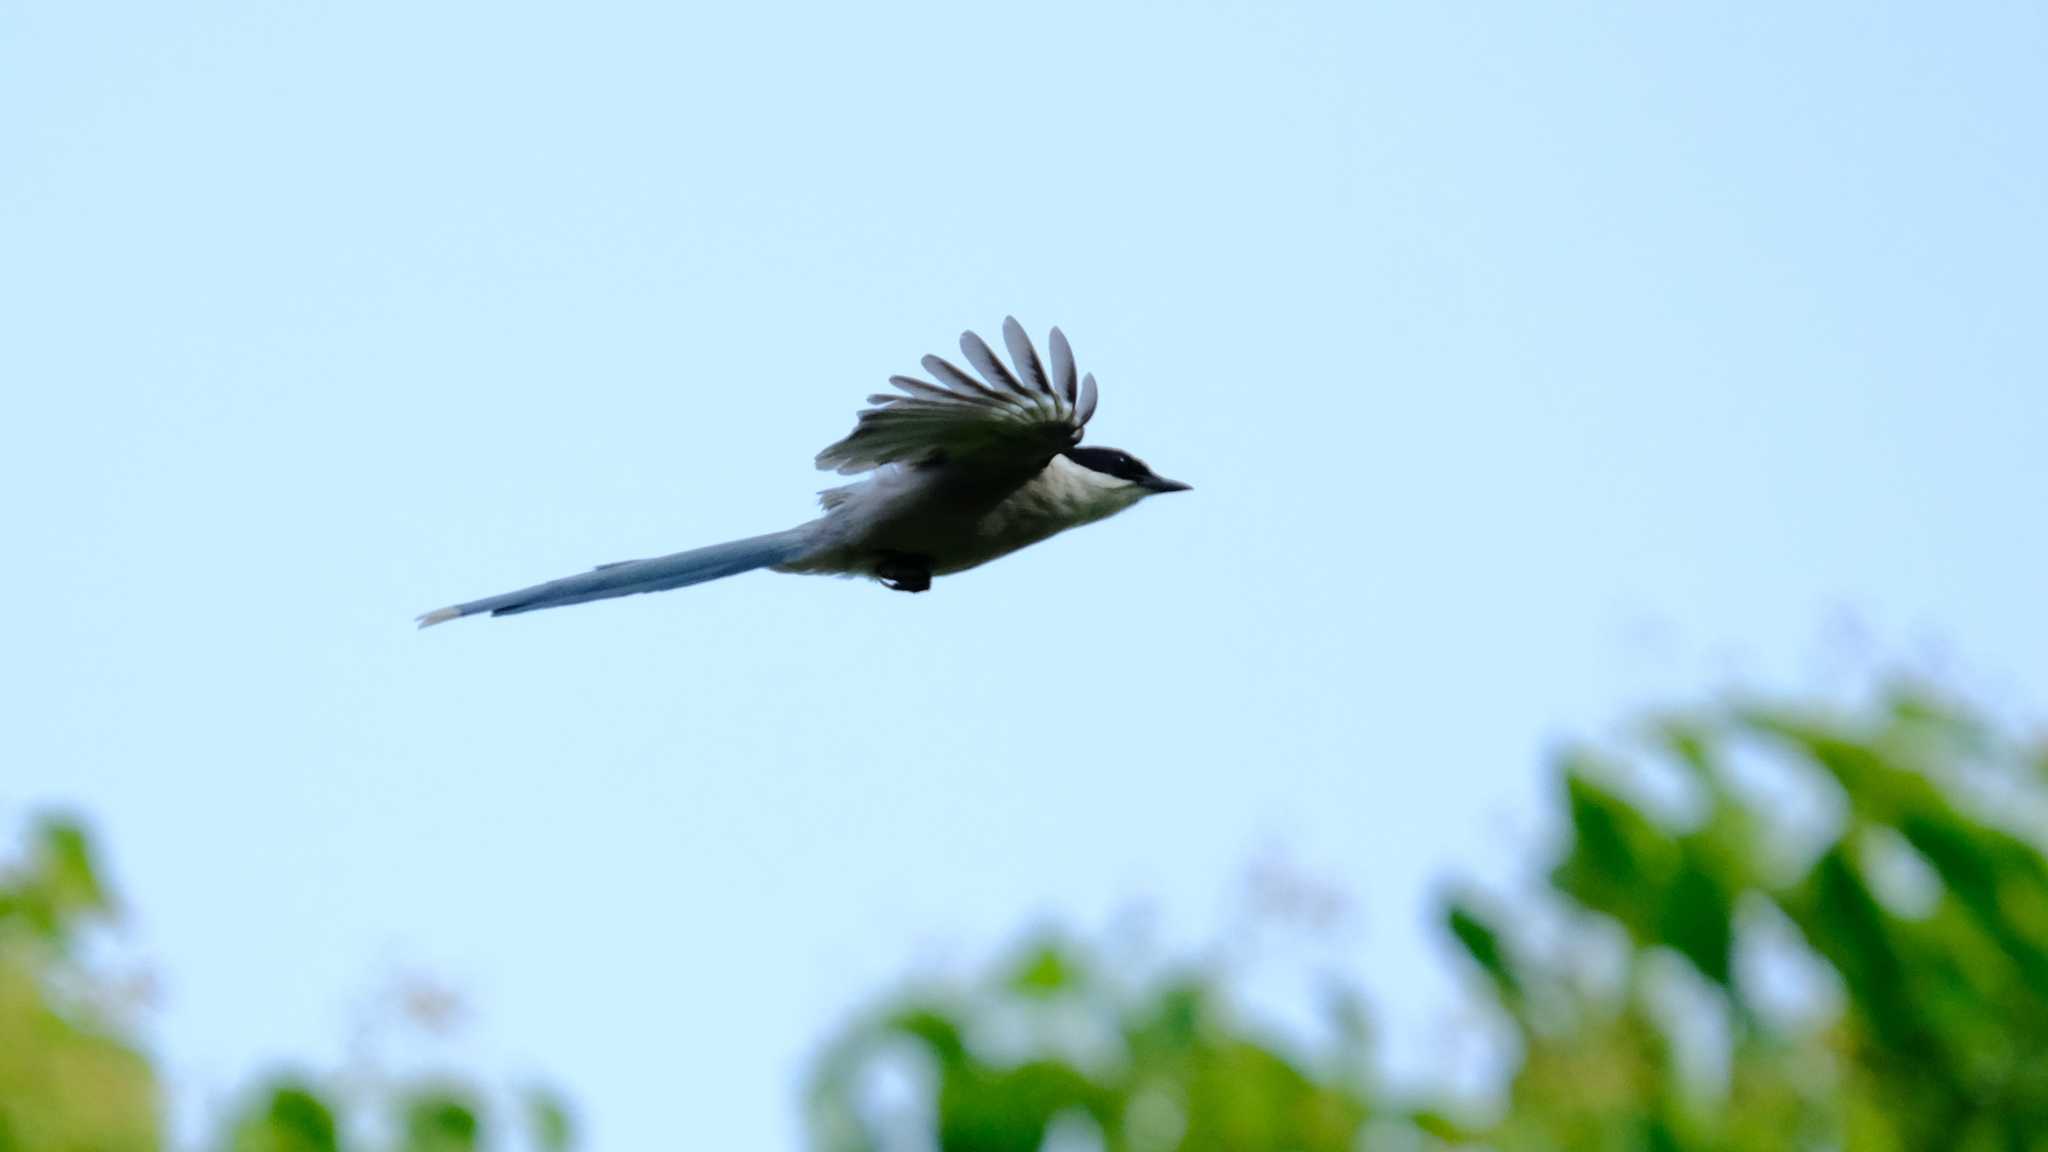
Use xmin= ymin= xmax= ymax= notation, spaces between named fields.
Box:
xmin=416 ymin=527 xmax=814 ymax=628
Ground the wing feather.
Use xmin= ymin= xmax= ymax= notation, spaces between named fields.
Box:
xmin=922 ymin=355 xmax=1008 ymax=403
xmin=961 ymin=330 xmax=1034 ymax=400
xmin=1049 ymin=327 xmax=1079 ymax=404
xmin=1003 ymin=316 xmax=1050 ymax=393
xmin=887 ymin=375 xmax=973 ymax=405
xmin=814 ymin=319 xmax=1104 ymax=475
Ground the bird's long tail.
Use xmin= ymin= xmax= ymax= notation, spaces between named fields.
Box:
xmin=416 ymin=526 xmax=815 ymax=627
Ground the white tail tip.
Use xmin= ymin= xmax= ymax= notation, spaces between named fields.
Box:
xmin=416 ymin=606 xmax=464 ymax=629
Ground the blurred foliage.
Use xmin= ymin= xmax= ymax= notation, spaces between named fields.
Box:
xmin=0 ymin=817 xmax=574 ymax=1152
xmin=809 ymin=934 xmax=1374 ymax=1152
xmin=809 ymin=682 xmax=2048 ymax=1151
xmin=10 ymin=680 xmax=2047 ymax=1151
xmin=0 ymin=817 xmax=154 ymax=1152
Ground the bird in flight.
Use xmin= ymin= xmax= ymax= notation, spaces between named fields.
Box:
xmin=417 ymin=318 xmax=1189 ymax=626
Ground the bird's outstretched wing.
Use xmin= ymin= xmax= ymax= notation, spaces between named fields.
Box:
xmin=814 ymin=317 xmax=1100 ymax=475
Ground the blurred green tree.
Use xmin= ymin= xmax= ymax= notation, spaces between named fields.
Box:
xmin=0 ymin=817 xmax=155 ymax=1152
xmin=10 ymin=680 xmax=2045 ymax=1150
xmin=808 ymin=932 xmax=1375 ymax=1152
xmin=808 ymin=682 xmax=2048 ymax=1151
xmin=0 ymin=818 xmax=574 ymax=1152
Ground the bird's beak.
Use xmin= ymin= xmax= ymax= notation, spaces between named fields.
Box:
xmin=1143 ymin=475 xmax=1193 ymax=493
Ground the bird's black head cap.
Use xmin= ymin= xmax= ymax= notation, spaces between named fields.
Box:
xmin=1063 ymin=446 xmax=1192 ymax=493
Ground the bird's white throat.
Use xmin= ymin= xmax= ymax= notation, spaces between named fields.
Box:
xmin=1030 ymin=453 xmax=1150 ymax=525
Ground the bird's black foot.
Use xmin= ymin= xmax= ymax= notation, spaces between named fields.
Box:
xmin=876 ymin=553 xmax=933 ymax=593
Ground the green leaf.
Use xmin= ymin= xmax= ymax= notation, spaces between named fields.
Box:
xmin=1005 ymin=938 xmax=1080 ymax=997
xmin=525 ymin=1085 xmax=575 ymax=1152
xmin=1650 ymin=714 xmax=1719 ymax=787
xmin=889 ymin=1005 xmax=970 ymax=1067
xmin=5 ymin=815 xmax=112 ymax=941
xmin=1551 ymin=766 xmax=1678 ymax=944
xmin=1655 ymin=860 xmax=1734 ymax=988
xmin=36 ymin=819 xmax=108 ymax=916
xmin=1445 ymin=897 xmax=1523 ymax=1006
xmin=936 ymin=1062 xmax=1095 ymax=1152
xmin=398 ymin=1089 xmax=482 ymax=1152
xmin=1410 ymin=1107 xmax=1475 ymax=1142
xmin=228 ymin=1082 xmax=339 ymax=1152
xmin=1792 ymin=848 xmax=1925 ymax=1055
xmin=1898 ymin=808 xmax=2048 ymax=993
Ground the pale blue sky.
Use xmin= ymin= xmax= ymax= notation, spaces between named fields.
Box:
xmin=4 ymin=2 xmax=2045 ymax=1146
